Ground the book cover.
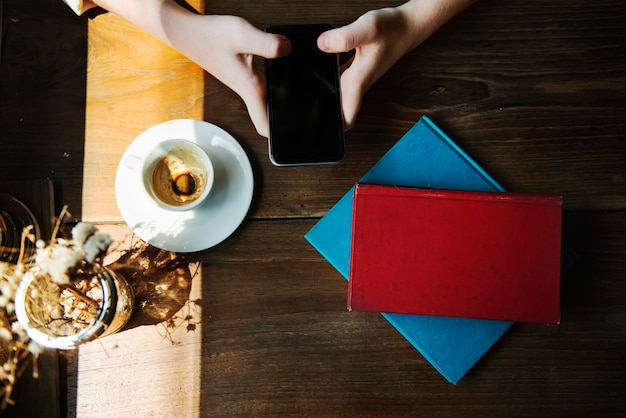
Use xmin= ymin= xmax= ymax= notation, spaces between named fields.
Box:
xmin=305 ymin=115 xmax=514 ymax=384
xmin=348 ymin=183 xmax=562 ymax=324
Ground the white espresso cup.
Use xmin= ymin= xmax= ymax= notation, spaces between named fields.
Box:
xmin=130 ymin=139 xmax=214 ymax=211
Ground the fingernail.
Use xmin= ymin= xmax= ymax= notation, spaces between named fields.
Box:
xmin=318 ymin=34 xmax=328 ymax=50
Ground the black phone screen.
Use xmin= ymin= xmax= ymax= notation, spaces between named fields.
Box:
xmin=266 ymin=24 xmax=345 ymax=166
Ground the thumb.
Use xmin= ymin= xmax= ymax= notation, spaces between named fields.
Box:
xmin=317 ymin=19 xmax=373 ymax=53
xmin=247 ymin=32 xmax=292 ymax=59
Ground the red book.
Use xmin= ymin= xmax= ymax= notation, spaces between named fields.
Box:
xmin=348 ymin=183 xmax=563 ymax=324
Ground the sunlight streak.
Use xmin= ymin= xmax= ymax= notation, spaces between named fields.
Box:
xmin=77 ymin=2 xmax=207 ymax=415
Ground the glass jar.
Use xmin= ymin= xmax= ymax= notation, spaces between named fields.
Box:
xmin=14 ymin=266 xmax=134 ymax=349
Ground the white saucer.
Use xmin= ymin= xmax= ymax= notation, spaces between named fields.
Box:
xmin=115 ymin=119 xmax=254 ymax=252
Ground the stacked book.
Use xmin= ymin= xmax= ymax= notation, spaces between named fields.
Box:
xmin=305 ymin=116 xmax=564 ymax=383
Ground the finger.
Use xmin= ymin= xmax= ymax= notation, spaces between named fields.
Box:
xmin=237 ymin=72 xmax=270 ymax=138
xmin=241 ymin=91 xmax=270 ymax=137
xmin=248 ymin=104 xmax=270 ymax=138
xmin=339 ymin=68 xmax=367 ymax=130
xmin=239 ymin=26 xmax=292 ymax=59
xmin=262 ymin=33 xmax=292 ymax=59
xmin=317 ymin=13 xmax=377 ymax=53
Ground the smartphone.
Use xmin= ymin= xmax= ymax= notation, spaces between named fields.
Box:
xmin=265 ymin=24 xmax=345 ymax=166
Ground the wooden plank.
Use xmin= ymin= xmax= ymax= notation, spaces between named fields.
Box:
xmin=1 ymin=0 xmax=625 ymax=416
xmin=82 ymin=6 xmax=206 ymax=222
xmin=2 ymin=0 xmax=617 ymax=223
xmin=202 ymin=0 xmax=626 ymax=216
xmin=0 ymin=0 xmax=88 ymax=217
xmin=68 ymin=213 xmax=626 ymax=416
xmin=2 ymin=349 xmax=60 ymax=418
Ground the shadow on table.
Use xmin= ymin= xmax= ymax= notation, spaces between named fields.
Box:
xmin=0 ymin=0 xmax=91 ymax=220
xmin=0 ymin=0 xmax=91 ymax=417
xmin=111 ymin=244 xmax=196 ymax=331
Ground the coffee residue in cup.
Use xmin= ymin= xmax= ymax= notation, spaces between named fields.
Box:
xmin=173 ymin=173 xmax=197 ymax=196
xmin=151 ymin=157 xmax=204 ymax=206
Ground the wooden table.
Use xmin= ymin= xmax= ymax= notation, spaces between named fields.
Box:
xmin=2 ymin=0 xmax=625 ymax=416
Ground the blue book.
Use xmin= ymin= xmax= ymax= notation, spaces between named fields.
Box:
xmin=305 ymin=115 xmax=513 ymax=384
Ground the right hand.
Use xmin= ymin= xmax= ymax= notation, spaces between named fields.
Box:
xmin=174 ymin=15 xmax=292 ymax=137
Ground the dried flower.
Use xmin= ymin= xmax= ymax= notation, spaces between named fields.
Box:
xmin=71 ymin=222 xmax=97 ymax=248
xmin=34 ymin=242 xmax=82 ymax=285
xmin=33 ymin=222 xmax=111 ymax=285
xmin=83 ymin=233 xmax=112 ymax=264
xmin=1 ymin=258 xmax=32 ymax=410
xmin=2 ymin=205 xmax=197 ymax=411
xmin=0 ymin=209 xmax=115 ymax=411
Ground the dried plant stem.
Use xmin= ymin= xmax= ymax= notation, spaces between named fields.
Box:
xmin=17 ymin=224 xmax=33 ymax=266
xmin=50 ymin=205 xmax=69 ymax=243
xmin=31 ymin=353 xmax=39 ymax=379
xmin=59 ymin=284 xmax=100 ymax=310
xmin=1 ymin=343 xmax=34 ymax=410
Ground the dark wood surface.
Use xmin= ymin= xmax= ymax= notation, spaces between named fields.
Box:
xmin=1 ymin=0 xmax=625 ymax=416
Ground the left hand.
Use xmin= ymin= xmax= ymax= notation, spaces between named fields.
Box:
xmin=317 ymin=8 xmax=417 ymax=130
xmin=317 ymin=0 xmax=476 ymax=130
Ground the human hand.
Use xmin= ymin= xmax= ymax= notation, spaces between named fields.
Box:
xmin=90 ymin=1 xmax=292 ymax=137
xmin=173 ymin=15 xmax=292 ymax=137
xmin=317 ymin=0 xmax=475 ymax=130
xmin=317 ymin=8 xmax=415 ymax=130
xmin=90 ymin=0 xmax=471 ymax=136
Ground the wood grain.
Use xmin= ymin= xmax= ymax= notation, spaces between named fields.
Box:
xmin=1 ymin=0 xmax=625 ymax=416
xmin=68 ymin=215 xmax=626 ymax=416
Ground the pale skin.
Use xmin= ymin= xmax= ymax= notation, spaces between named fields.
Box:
xmin=84 ymin=0 xmax=475 ymax=137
